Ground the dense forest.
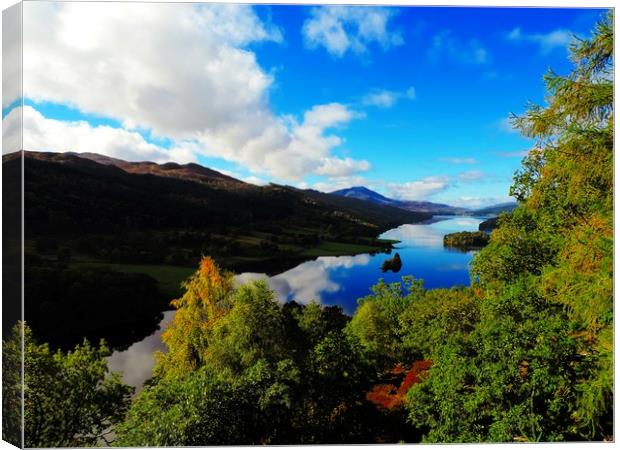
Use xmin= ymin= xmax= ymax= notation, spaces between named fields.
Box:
xmin=3 ymin=12 xmax=613 ymax=446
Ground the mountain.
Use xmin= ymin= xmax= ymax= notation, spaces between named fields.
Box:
xmin=67 ymin=152 xmax=246 ymax=188
xmin=20 ymin=151 xmax=431 ymax=271
xmin=472 ymin=202 xmax=518 ymax=216
xmin=331 ymin=186 xmax=470 ymax=215
xmin=332 ymin=186 xmax=397 ymax=206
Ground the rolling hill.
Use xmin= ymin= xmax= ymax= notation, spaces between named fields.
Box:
xmin=21 ymin=151 xmax=431 ymax=269
xmin=72 ymin=152 xmax=247 ymax=188
xmin=471 ymin=202 xmax=518 ymax=215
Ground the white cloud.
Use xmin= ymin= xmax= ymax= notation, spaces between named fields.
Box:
xmin=387 ymin=176 xmax=450 ymax=200
xmin=235 ymin=254 xmax=371 ymax=305
xmin=439 ymin=157 xmax=477 ymax=164
xmin=242 ymin=176 xmax=268 ymax=186
xmin=23 ymin=3 xmax=279 ymax=140
xmin=312 ymin=173 xmax=457 ymax=201
xmin=11 ymin=105 xmax=197 ymax=164
xmin=2 ymin=107 xmax=22 ymax=155
xmin=2 ymin=4 xmax=22 ymax=108
xmin=458 ymin=170 xmax=486 ymax=182
xmin=363 ymin=91 xmax=398 ymax=108
xmin=507 ymin=27 xmax=573 ymax=55
xmin=310 ymin=175 xmax=370 ymax=193
xmin=498 ymin=117 xmax=519 ymax=134
xmin=497 ymin=149 xmax=530 ymax=158
xmin=302 ymin=6 xmax=402 ymax=58
xmin=451 ymin=195 xmax=515 ymax=209
xmin=315 ymin=157 xmax=371 ymax=177
xmin=21 ymin=3 xmax=369 ymax=182
xmin=362 ymin=86 xmax=416 ymax=108
xmin=429 ymin=30 xmax=488 ymax=64
xmin=196 ymin=102 xmax=368 ymax=180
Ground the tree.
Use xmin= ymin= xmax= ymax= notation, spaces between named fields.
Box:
xmin=204 ymin=281 xmax=289 ymax=375
xmin=114 ymin=367 xmax=268 ymax=446
xmin=2 ymin=323 xmax=133 ymax=447
xmin=154 ymin=256 xmax=235 ymax=378
xmin=406 ymin=11 xmax=613 ymax=441
xmin=2 ymin=323 xmax=22 ymax=447
xmin=119 ymin=257 xmax=386 ymax=445
xmin=346 ymin=277 xmax=424 ymax=365
xmin=406 ymin=276 xmax=579 ymax=442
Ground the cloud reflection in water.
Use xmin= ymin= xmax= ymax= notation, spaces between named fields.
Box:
xmin=107 ymin=311 xmax=175 ymax=391
xmin=235 ymin=253 xmax=371 ymax=304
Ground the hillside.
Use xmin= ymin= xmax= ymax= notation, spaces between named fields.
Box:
xmin=471 ymin=202 xmax=517 ymax=216
xmin=72 ymin=152 xmax=247 ymax=188
xmin=22 ymin=151 xmax=430 ymax=272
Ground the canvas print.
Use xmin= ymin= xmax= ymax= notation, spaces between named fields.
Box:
xmin=1 ymin=1 xmax=614 ymax=447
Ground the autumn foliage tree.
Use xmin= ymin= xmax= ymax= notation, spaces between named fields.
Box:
xmin=154 ymin=257 xmax=234 ymax=378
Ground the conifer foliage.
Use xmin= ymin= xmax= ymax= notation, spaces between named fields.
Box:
xmin=408 ymin=11 xmax=613 ymax=441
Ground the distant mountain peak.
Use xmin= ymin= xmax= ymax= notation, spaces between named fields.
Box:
xmin=331 ymin=186 xmax=394 ymax=205
xmin=331 ymin=186 xmax=469 ymax=215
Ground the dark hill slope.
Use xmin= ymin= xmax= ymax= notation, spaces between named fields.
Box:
xmin=23 ymin=151 xmax=429 ymax=239
xmin=73 ymin=152 xmax=246 ymax=188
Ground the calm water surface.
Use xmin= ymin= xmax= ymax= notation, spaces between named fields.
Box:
xmin=108 ymin=215 xmax=486 ymax=388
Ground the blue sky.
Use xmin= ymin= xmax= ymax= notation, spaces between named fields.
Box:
xmin=4 ymin=3 xmax=607 ymax=208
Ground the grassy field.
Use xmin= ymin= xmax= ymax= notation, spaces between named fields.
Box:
xmin=71 ymin=236 xmax=399 ymax=299
xmin=75 ymin=261 xmax=194 ymax=298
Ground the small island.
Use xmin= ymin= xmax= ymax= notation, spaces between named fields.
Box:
xmin=443 ymin=231 xmax=490 ymax=250
xmin=381 ymin=252 xmax=402 ymax=273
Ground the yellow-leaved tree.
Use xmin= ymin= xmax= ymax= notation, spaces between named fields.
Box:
xmin=154 ymin=257 xmax=234 ymax=378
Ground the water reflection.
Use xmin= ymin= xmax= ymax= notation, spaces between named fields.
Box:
xmin=380 ymin=216 xmax=483 ymax=248
xmin=109 ymin=216 xmax=485 ymax=389
xmin=107 ymin=311 xmax=175 ymax=390
xmin=235 ymin=254 xmax=371 ymax=304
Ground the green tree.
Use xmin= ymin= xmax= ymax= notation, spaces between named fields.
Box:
xmin=347 ymin=276 xmax=427 ymax=365
xmin=3 ymin=323 xmax=133 ymax=447
xmin=398 ymin=286 xmax=479 ymax=359
xmin=2 ymin=323 xmax=22 ymax=447
xmin=115 ymin=366 xmax=269 ymax=446
xmin=406 ymin=277 xmax=579 ymax=442
xmin=205 ymin=281 xmax=289 ymax=375
xmin=119 ymin=257 xmax=385 ymax=445
xmin=405 ymin=11 xmax=613 ymax=442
